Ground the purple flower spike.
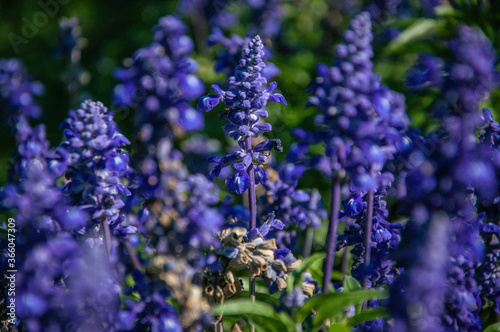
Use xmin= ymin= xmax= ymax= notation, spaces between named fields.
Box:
xmin=53 ymin=100 xmax=132 ymax=234
xmin=0 ymin=58 xmax=45 ymax=126
xmin=113 ymin=15 xmax=205 ymax=137
xmin=198 ymin=35 xmax=286 ymax=195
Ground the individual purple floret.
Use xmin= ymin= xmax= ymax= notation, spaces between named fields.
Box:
xmin=0 ymin=58 xmax=44 ymax=126
xmin=51 ymin=100 xmax=133 ymax=245
xmin=198 ymin=35 xmax=286 ymax=198
xmin=406 ymin=53 xmax=444 ymax=89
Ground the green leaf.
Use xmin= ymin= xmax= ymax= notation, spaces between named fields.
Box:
xmin=295 ymin=289 xmax=387 ymax=324
xmin=327 ymin=323 xmax=352 ymax=332
xmin=346 ymin=308 xmax=390 ymax=327
xmin=343 ymin=276 xmax=361 ymax=293
xmin=386 ymin=18 xmax=444 ymax=54
xmin=434 ymin=5 xmax=460 ymax=17
xmin=484 ymin=322 xmax=500 ymax=332
xmin=296 ymin=252 xmax=326 ymax=276
xmin=212 ymin=299 xmax=296 ymax=332
xmin=240 ymin=290 xmax=280 ymax=306
xmin=287 ymin=253 xmax=326 ymax=292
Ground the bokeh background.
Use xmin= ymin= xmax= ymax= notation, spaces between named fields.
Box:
xmin=1 ymin=0 xmax=499 ymax=187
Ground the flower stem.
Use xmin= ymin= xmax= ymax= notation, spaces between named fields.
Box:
xmin=214 ymin=321 xmax=223 ymax=332
xmin=249 ymin=278 xmax=256 ymax=332
xmin=341 ymin=247 xmax=350 ymax=279
xmin=246 ymin=137 xmax=257 ymax=230
xmin=322 ymin=176 xmax=341 ymax=294
xmin=303 ymin=227 xmax=314 ymax=258
xmin=246 ymin=136 xmax=257 ymax=332
xmin=363 ymin=190 xmax=374 ymax=289
xmin=101 ymin=220 xmax=112 ymax=268
xmin=124 ymin=241 xmax=142 ymax=271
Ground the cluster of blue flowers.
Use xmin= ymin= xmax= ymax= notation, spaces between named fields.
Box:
xmin=294 ymin=12 xmax=409 ymax=300
xmin=389 ymin=24 xmax=500 ymax=332
xmin=2 ymin=2 xmax=500 ymax=332
xmin=52 ymin=100 xmax=133 ymax=239
xmin=0 ymin=59 xmax=44 ymax=126
xmin=199 ymin=35 xmax=286 ymax=196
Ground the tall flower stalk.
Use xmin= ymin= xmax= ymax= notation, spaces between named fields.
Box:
xmin=305 ymin=12 xmax=408 ymax=294
xmin=198 ymin=34 xmax=286 ymax=329
xmin=51 ymin=100 xmax=133 ymax=262
xmin=390 ymin=25 xmax=500 ymax=331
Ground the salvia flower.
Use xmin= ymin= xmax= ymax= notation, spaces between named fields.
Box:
xmin=408 ymin=26 xmax=498 ymax=117
xmin=0 ymin=58 xmax=44 ymax=125
xmin=338 ymin=187 xmax=403 ymax=288
xmin=390 ymin=213 xmax=451 ymax=332
xmin=113 ymin=16 xmax=205 ymax=200
xmin=304 ymin=12 xmax=409 ymax=300
xmin=55 ymin=17 xmax=88 ymax=106
xmin=260 ymin=163 xmax=327 ymax=250
xmin=113 ymin=15 xmax=204 ymax=135
xmin=441 ymin=216 xmax=484 ymax=331
xmin=51 ymin=100 xmax=133 ymax=238
xmin=307 ymin=11 xmax=408 ymax=188
xmin=390 ymin=23 xmax=500 ymax=332
xmin=8 ymin=118 xmax=52 ymax=182
xmin=55 ymin=17 xmax=85 ymax=59
xmin=198 ymin=35 xmax=286 ymax=193
xmin=0 ymin=111 xmax=118 ymax=331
